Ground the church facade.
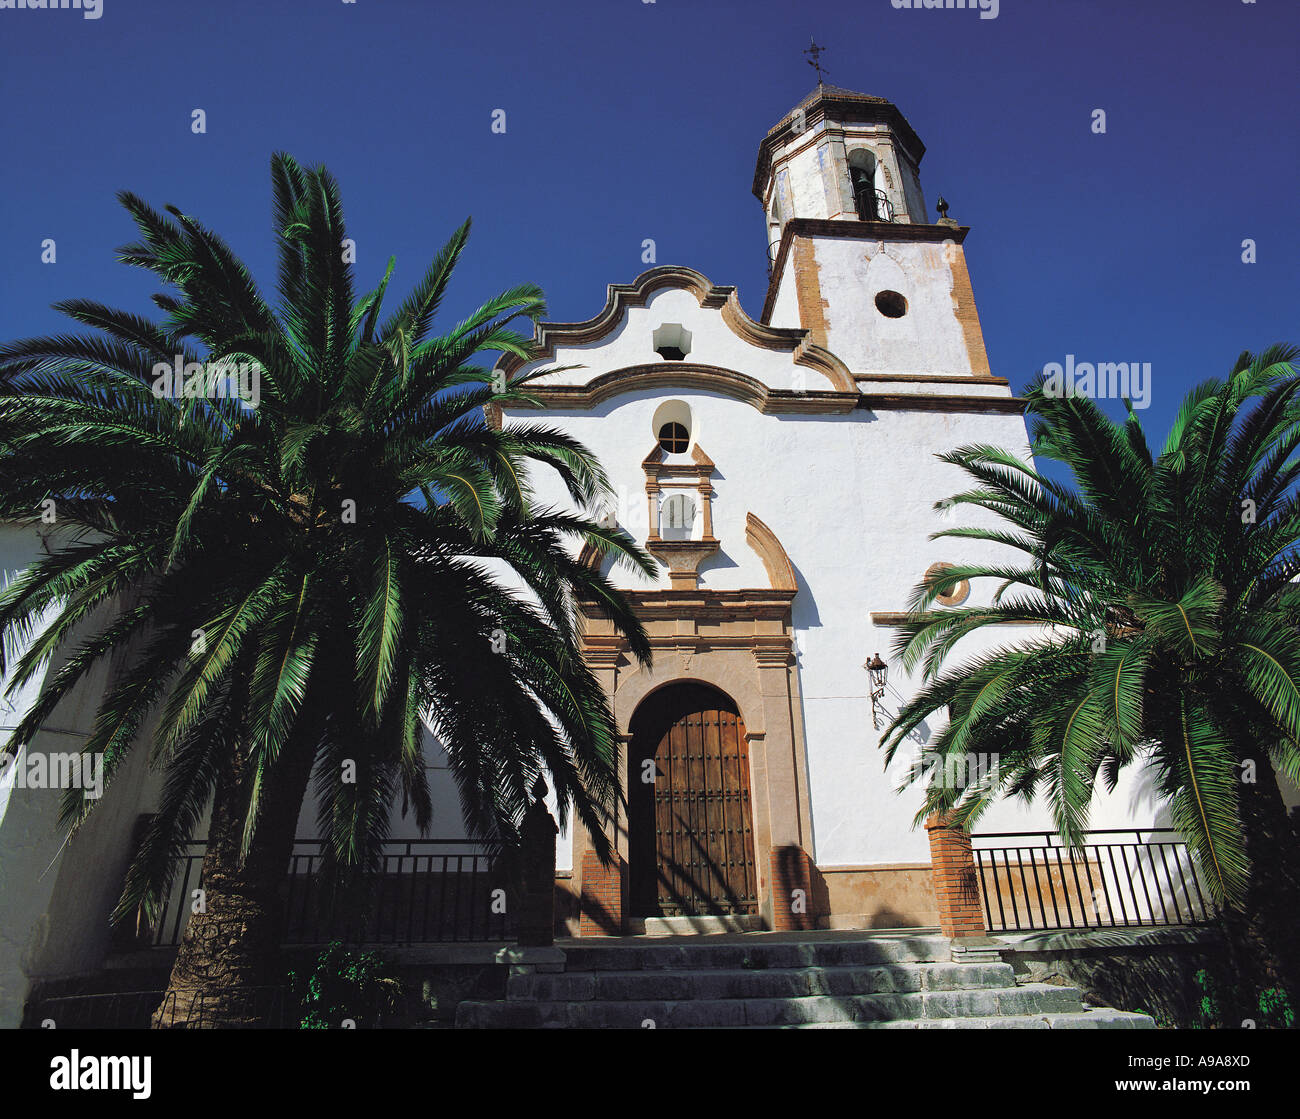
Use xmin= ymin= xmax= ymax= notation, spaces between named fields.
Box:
xmin=0 ymin=85 xmax=1165 ymax=1026
xmin=494 ymin=84 xmax=1153 ymax=934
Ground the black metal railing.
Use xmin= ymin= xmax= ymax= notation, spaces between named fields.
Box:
xmin=854 ymin=188 xmax=897 ymax=223
xmin=970 ymin=828 xmax=1215 ymax=933
xmin=154 ymin=838 xmax=515 ymax=947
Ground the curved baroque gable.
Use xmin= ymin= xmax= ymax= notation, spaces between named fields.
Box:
xmin=494 ymin=265 xmax=858 ymax=412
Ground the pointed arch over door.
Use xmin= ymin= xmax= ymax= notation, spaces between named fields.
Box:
xmin=628 ymin=682 xmax=760 ymax=917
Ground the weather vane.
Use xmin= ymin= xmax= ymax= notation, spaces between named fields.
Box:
xmin=804 ymin=38 xmax=830 ymax=86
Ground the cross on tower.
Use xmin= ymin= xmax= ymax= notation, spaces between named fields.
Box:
xmin=804 ymin=38 xmax=829 ymax=86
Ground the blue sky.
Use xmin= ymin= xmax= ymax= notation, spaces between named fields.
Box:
xmin=1 ymin=0 xmax=1296 ymax=449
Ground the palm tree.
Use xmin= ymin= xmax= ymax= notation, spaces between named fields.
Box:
xmin=0 ymin=154 xmax=654 ymax=1027
xmin=882 ymin=348 xmax=1300 ymax=1008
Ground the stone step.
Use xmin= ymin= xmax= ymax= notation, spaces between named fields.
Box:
xmin=556 ymin=935 xmax=951 ymax=973
xmin=627 ymin=915 xmax=765 ymax=936
xmin=457 ymin=982 xmax=1089 ymax=1029
xmin=506 ymin=962 xmax=1017 ymax=1002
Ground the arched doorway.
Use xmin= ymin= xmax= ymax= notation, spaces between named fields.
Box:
xmin=627 ymin=682 xmax=759 ymax=917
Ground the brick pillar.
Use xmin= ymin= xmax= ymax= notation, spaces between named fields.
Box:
xmin=925 ymin=813 xmax=987 ymax=938
xmin=578 ymin=847 xmax=625 ymax=936
xmin=768 ymin=845 xmax=815 ymax=931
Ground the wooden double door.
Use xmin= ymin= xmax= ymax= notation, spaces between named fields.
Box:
xmin=628 ymin=683 xmax=759 ymax=917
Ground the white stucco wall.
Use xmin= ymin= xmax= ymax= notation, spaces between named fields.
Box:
xmin=814 ymin=238 xmax=976 ymax=377
xmin=767 ymin=253 xmax=802 ymax=330
xmin=0 ymin=525 xmax=146 ymax=1027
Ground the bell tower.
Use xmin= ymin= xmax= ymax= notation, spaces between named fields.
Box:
xmin=756 ymin=85 xmax=993 ymax=383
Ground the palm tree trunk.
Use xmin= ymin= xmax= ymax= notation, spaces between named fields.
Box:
xmin=151 ymin=736 xmax=317 ymax=1029
xmin=1220 ymin=751 xmax=1300 ymax=1018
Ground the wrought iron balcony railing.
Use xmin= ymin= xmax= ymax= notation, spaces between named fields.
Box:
xmin=854 ymin=188 xmax=897 ymax=223
xmin=870 ymin=190 xmax=896 ymax=222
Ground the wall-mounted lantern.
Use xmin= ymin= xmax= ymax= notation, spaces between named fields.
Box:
xmin=865 ymin=652 xmax=889 ymax=730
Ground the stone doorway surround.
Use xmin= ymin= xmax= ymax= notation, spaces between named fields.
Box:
xmin=574 ymin=514 xmax=816 ymax=934
xmin=626 ymin=681 xmax=758 ymax=919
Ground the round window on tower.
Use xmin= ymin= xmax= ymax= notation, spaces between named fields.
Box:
xmin=875 ymin=290 xmax=908 ymax=319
